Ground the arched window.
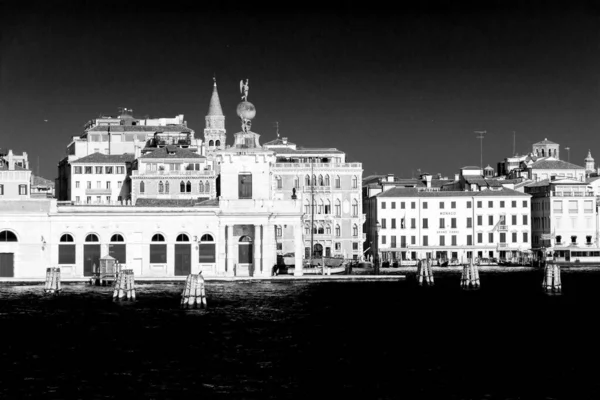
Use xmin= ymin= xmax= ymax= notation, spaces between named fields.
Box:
xmin=335 ymin=199 xmax=341 ymax=216
xmin=176 ymin=233 xmax=190 ymax=242
xmin=318 ymin=174 xmax=324 ymax=186
xmin=312 ymin=174 xmax=317 ymax=187
xmin=335 ymin=225 xmax=341 ymax=237
xmin=324 ymin=175 xmax=330 ymax=186
xmin=59 ymin=234 xmax=75 ymax=264
xmin=305 ymin=201 xmax=311 ymax=215
xmin=326 ymin=225 xmax=332 ymax=235
xmin=110 ymin=234 xmax=124 ymax=242
xmin=305 ymin=224 xmax=311 ymax=236
xmin=205 ymin=181 xmax=210 ymax=193
xmin=276 ymin=226 xmax=283 ymax=237
xmin=150 ymin=234 xmax=166 ymax=263
xmin=151 ymin=233 xmax=165 ymax=242
xmin=85 ymin=234 xmax=99 ymax=242
xmin=186 ymin=181 xmax=191 ymax=193
xmin=352 ymin=199 xmax=359 ymax=217
xmin=165 ymin=181 xmax=170 ymax=193
xmin=199 ymin=234 xmax=216 ymax=263
xmin=353 ymin=224 xmax=358 ymax=236
xmin=326 ymin=199 xmax=331 ymax=214
xmin=215 ymin=140 xmax=221 ymax=147
xmin=60 ymin=234 xmax=74 ymax=242
xmin=305 ymin=175 xmax=310 ymax=186
xmin=276 ymin=176 xmax=282 ymax=189
xmin=335 ymin=175 xmax=341 ymax=188
xmin=318 ymin=199 xmax=324 ymax=214
xmin=0 ymin=230 xmax=17 ymax=242
xmin=180 ymin=181 xmax=186 ymax=193
xmin=159 ymin=181 xmax=164 ymax=193
xmin=313 ymin=224 xmax=318 ymax=234
xmin=352 ymin=176 xmax=358 ymax=189
xmin=140 ymin=181 xmax=145 ymax=193
xmin=199 ymin=181 xmax=204 ymax=192
xmin=209 ymin=140 xmax=214 ymax=147
xmin=318 ymin=225 xmax=324 ymax=234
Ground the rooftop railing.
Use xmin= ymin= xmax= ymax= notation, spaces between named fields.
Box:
xmin=273 ymin=162 xmax=362 ymax=168
xmin=132 ymin=170 xmax=215 ymax=176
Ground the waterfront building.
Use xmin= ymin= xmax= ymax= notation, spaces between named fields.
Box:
xmin=525 ymin=178 xmax=598 ymax=256
xmin=264 ymin=136 xmax=364 ymax=260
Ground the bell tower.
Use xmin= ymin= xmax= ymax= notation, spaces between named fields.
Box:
xmin=585 ymin=150 xmax=595 ymax=173
xmin=204 ymin=77 xmax=226 ymax=151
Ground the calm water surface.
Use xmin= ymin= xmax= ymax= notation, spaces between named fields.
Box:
xmin=1 ymin=271 xmax=599 ymax=399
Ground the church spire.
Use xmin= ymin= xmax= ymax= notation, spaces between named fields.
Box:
xmin=207 ymin=77 xmax=224 ymax=116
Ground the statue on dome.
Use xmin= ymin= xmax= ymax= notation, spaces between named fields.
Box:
xmin=240 ymin=79 xmax=249 ymax=101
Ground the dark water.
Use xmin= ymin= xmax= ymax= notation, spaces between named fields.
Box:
xmin=1 ymin=271 xmax=599 ymax=399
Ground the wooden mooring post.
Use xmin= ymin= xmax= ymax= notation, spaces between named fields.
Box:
xmin=181 ymin=273 xmax=207 ymax=308
xmin=44 ymin=267 xmax=61 ymax=294
xmin=112 ymin=269 xmax=136 ymax=301
xmin=461 ymin=259 xmax=480 ymax=289
xmin=542 ymin=261 xmax=561 ymax=293
xmin=416 ymin=259 xmax=434 ymax=286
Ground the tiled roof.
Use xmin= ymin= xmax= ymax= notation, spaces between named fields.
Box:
xmin=376 ymin=187 xmax=530 ymax=198
xmin=135 ymin=197 xmax=216 ymax=207
xmin=524 ymin=179 xmax=550 ymax=188
xmin=263 ymin=137 xmax=297 ymax=146
xmin=534 ymin=138 xmax=557 ymax=145
xmin=31 ymin=175 xmax=55 ymax=187
xmin=71 ymin=153 xmax=135 ymax=164
xmin=87 ymin=125 xmax=192 ymax=133
xmin=140 ymin=147 xmax=204 ymax=159
xmin=531 ymin=158 xmax=584 ymax=170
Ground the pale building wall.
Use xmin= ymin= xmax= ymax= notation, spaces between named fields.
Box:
xmin=218 ymin=152 xmax=275 ymax=200
xmin=0 ymin=170 xmax=32 ymax=199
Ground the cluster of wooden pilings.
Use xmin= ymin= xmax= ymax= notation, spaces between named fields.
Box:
xmin=461 ymin=260 xmax=480 ymax=289
xmin=543 ymin=262 xmax=562 ymax=293
xmin=112 ymin=269 xmax=136 ymax=301
xmin=181 ymin=273 xmax=207 ymax=308
xmin=416 ymin=259 xmax=434 ymax=286
xmin=44 ymin=267 xmax=61 ymax=294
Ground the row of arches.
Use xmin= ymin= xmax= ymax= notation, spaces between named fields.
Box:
xmin=304 ymin=223 xmax=359 ymax=237
xmin=274 ymin=175 xmax=360 ymax=189
xmin=59 ymin=233 xmax=215 ymax=243
xmin=304 ymin=199 xmax=359 ymax=216
xmin=139 ymin=180 xmax=211 ymax=194
xmin=208 ymin=140 xmax=221 ymax=147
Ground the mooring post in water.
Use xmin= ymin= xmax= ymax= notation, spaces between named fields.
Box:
xmin=112 ymin=269 xmax=136 ymax=301
xmin=181 ymin=274 xmax=207 ymax=308
xmin=461 ymin=259 xmax=480 ymax=289
xmin=543 ymin=261 xmax=561 ymax=293
xmin=417 ymin=259 xmax=434 ymax=286
xmin=427 ymin=258 xmax=434 ymax=285
xmin=44 ymin=267 xmax=61 ymax=294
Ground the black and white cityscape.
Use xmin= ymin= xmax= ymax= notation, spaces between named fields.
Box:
xmin=1 ymin=1 xmax=600 ymax=399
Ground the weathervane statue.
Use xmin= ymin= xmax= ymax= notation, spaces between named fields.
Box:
xmin=236 ymin=78 xmax=256 ymax=133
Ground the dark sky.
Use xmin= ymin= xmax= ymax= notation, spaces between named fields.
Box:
xmin=1 ymin=1 xmax=599 ymax=179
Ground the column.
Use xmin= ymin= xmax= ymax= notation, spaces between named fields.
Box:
xmin=294 ymin=221 xmax=304 ymax=276
xmin=216 ymin=223 xmax=227 ymax=276
xmin=226 ymin=224 xmax=235 ymax=277
xmin=253 ymin=224 xmax=262 ymax=277
xmin=262 ymin=223 xmax=276 ymax=275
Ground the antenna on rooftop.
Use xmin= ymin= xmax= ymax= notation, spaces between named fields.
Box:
xmin=513 ymin=131 xmax=516 ymax=156
xmin=273 ymin=121 xmax=280 ymax=138
xmin=475 ymin=130 xmax=486 ymax=170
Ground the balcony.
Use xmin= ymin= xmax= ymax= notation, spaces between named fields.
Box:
xmin=85 ymin=188 xmax=112 ymax=195
xmin=302 ymin=185 xmax=332 ymax=193
xmin=273 ymin=162 xmax=362 ymax=169
xmin=497 ymin=243 xmax=508 ymax=248
xmin=132 ymin=170 xmax=215 ymax=176
xmin=498 ymin=225 xmax=508 ymax=232
xmin=550 ymin=191 xmax=594 ymax=197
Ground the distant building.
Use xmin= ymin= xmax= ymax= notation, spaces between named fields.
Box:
xmin=0 ymin=149 xmax=31 ymax=199
xmin=30 ymin=175 xmax=55 ymax=198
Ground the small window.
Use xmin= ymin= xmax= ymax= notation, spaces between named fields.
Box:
xmin=85 ymin=234 xmax=99 ymax=242
xmin=110 ymin=234 xmax=124 ymax=242
xmin=140 ymin=181 xmax=145 ymax=193
xmin=176 ymin=234 xmax=190 ymax=242
xmin=0 ymin=230 xmax=18 ymax=242
xmin=152 ymin=233 xmax=165 ymax=242
xmin=60 ymin=234 xmax=74 ymax=242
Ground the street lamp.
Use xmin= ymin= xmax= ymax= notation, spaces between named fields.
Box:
xmin=375 ymin=220 xmax=381 ymax=275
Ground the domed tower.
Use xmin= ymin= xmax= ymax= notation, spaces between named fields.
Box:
xmin=532 ymin=138 xmax=559 ymax=159
xmin=585 ymin=150 xmax=595 ymax=173
xmin=204 ymin=78 xmax=226 ymax=151
xmin=484 ymin=165 xmax=494 ymax=178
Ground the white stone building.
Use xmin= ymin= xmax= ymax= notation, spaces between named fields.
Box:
xmin=0 ymin=149 xmax=31 ymax=199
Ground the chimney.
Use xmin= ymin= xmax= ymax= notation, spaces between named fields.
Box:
xmin=455 ymin=173 xmax=459 ymax=181
xmin=422 ymin=173 xmax=432 ymax=188
xmin=282 ymin=137 xmax=288 ymax=145
xmin=8 ymin=149 xmax=14 ymax=170
xmin=386 ymin=174 xmax=394 ymax=182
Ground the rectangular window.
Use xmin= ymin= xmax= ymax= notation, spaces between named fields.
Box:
xmin=489 ymin=232 xmax=493 ymax=243
xmin=553 ymin=200 xmax=563 ymax=213
xmin=95 ymin=166 xmax=103 ymax=174
xmin=569 ymin=200 xmax=578 ymax=214
xmin=116 ymin=166 xmax=125 ymax=174
xmin=451 ymin=218 xmax=456 ymax=228
xmin=19 ymin=184 xmax=27 ymax=195
xmin=440 ymin=201 xmax=445 ymax=209
xmin=423 ymin=218 xmax=428 ymax=229
xmin=584 ymin=200 xmax=594 ymax=213
xmin=117 ymin=181 xmax=122 ymax=189
xmin=423 ymin=202 xmax=428 ymax=209
xmin=477 ymin=233 xmax=483 ymax=243
xmin=467 ymin=235 xmax=472 ymax=245
xmin=523 ymin=232 xmax=528 ymax=243
xmin=500 ymin=201 xmax=505 ymax=208
xmin=391 ymin=202 xmax=396 ymax=209
xmin=500 ymin=232 xmax=506 ymax=243
xmin=411 ymin=218 xmax=416 ymax=229
xmin=439 ymin=235 xmax=445 ymax=246
xmin=75 ymin=196 xmax=80 ymax=203
xmin=382 ymin=202 xmax=386 ymax=209
xmin=382 ymin=219 xmax=387 ymax=229
xmin=451 ymin=201 xmax=456 ymax=209
xmin=477 ymin=201 xmax=482 ymax=208
xmin=423 ymin=236 xmax=428 ymax=246
xmin=391 ymin=236 xmax=396 ymax=248
xmin=105 ymin=166 xmax=113 ymax=174
xmin=87 ymin=181 xmax=91 ymax=189
xmin=106 ymin=181 xmax=111 ymax=189
xmin=381 ymin=236 xmax=386 ymax=245
xmin=523 ymin=200 xmax=527 ymax=207
xmin=401 ymin=236 xmax=406 ymax=247
xmin=96 ymin=196 xmax=101 ymax=203
xmin=489 ymin=215 xmax=493 ymax=225
xmin=411 ymin=202 xmax=416 ymax=209
xmin=86 ymin=196 xmax=91 ymax=204
xmin=401 ymin=202 xmax=405 ymax=209
xmin=512 ymin=232 xmax=517 ymax=243
xmin=106 ymin=196 xmax=110 ymax=203
xmin=391 ymin=218 xmax=396 ymax=229
xmin=75 ymin=181 xmax=80 ymax=188
xmin=512 ymin=201 xmax=517 ymax=207
xmin=512 ymin=215 xmax=517 ymax=225
xmin=239 ymin=173 xmax=253 ymax=199
xmin=96 ymin=181 xmax=101 ymax=189
xmin=477 ymin=215 xmax=482 ymax=226
xmin=467 ymin=201 xmax=472 ymax=209
xmin=150 ymin=244 xmax=167 ymax=263
xmin=73 ymin=166 xmax=82 ymax=174
xmin=467 ymin=217 xmax=472 ymax=228
xmin=58 ymin=245 xmax=76 ymax=264
xmin=451 ymin=235 xmax=457 ymax=246
xmin=523 ymin=215 xmax=528 ymax=225
xmin=439 ymin=218 xmax=445 ymax=228
xmin=411 ymin=236 xmax=416 ymax=245
xmin=84 ymin=166 xmax=92 ymax=174
xmin=489 ymin=201 xmax=494 ymax=208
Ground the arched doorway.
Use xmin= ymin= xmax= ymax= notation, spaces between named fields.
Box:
xmin=313 ymin=243 xmax=323 ymax=258
xmin=238 ymin=236 xmax=253 ymax=265
xmin=84 ymin=234 xmax=101 ymax=277
xmin=0 ymin=230 xmax=17 ymax=277
xmin=175 ymin=233 xmax=191 ymax=276
xmin=109 ymin=234 xmax=126 ymax=264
